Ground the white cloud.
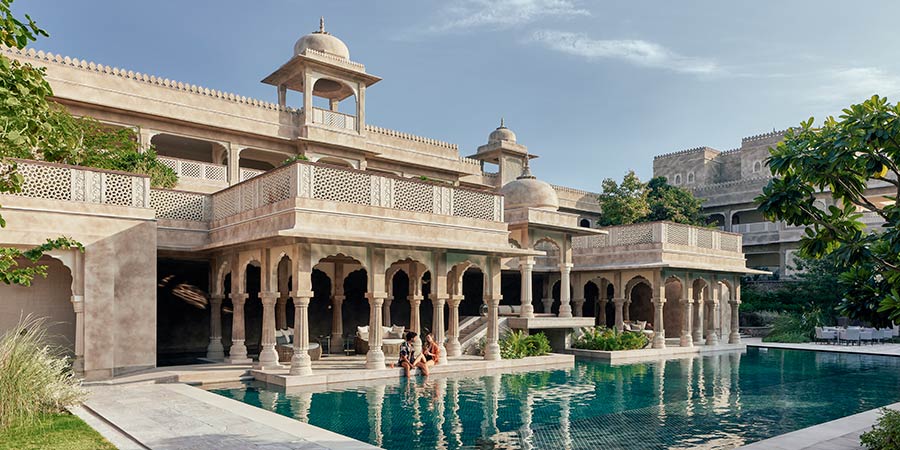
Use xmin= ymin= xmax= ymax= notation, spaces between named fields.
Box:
xmin=817 ymin=67 xmax=900 ymax=103
xmin=428 ymin=0 xmax=589 ymax=32
xmin=530 ymin=30 xmax=719 ymax=75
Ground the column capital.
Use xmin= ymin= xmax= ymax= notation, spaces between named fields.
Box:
xmin=651 ymin=297 xmax=665 ymax=305
xmin=519 ymin=260 xmax=535 ymax=270
xmin=448 ymin=296 xmax=462 ymax=308
xmin=210 ymin=293 xmax=225 ymax=301
xmin=332 ymin=294 xmax=345 ymax=305
xmin=260 ymin=291 xmax=279 ymax=303
xmin=230 ymin=292 xmax=249 ymax=303
xmin=486 ymin=296 xmax=502 ymax=306
xmin=293 ymin=296 xmax=311 ymax=307
xmin=71 ymin=295 xmax=84 ymax=313
xmin=680 ymin=297 xmax=693 ymax=304
xmin=729 ymin=300 xmax=741 ymax=306
xmin=613 ymin=297 xmax=626 ymax=306
xmin=292 ymin=290 xmax=314 ymax=299
xmin=366 ymin=292 xmax=387 ymax=306
xmin=432 ymin=296 xmax=447 ymax=307
xmin=559 ymin=263 xmax=574 ymax=272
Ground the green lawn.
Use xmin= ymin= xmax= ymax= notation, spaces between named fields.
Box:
xmin=0 ymin=412 xmax=115 ymax=450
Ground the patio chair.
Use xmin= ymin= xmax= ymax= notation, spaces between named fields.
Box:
xmin=880 ymin=328 xmax=894 ymax=343
xmin=815 ymin=327 xmax=837 ymax=344
xmin=840 ymin=327 xmax=861 ymax=346
xmin=860 ymin=328 xmax=874 ymax=345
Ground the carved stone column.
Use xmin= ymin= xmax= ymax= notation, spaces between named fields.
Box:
xmin=558 ymin=264 xmax=573 ymax=317
xmin=227 ymin=293 xmax=251 ymax=363
xmin=446 ymin=297 xmax=462 ymax=357
xmin=275 ymin=295 xmax=287 ymax=330
xmin=598 ymin=298 xmax=608 ymax=327
xmin=410 ymin=295 xmax=423 ymax=354
xmin=432 ymin=296 xmax=447 ymax=363
xmin=366 ymin=293 xmax=386 ymax=369
xmin=613 ymin=298 xmax=625 ymax=332
xmin=206 ymin=294 xmax=225 ymax=360
xmin=573 ymin=298 xmax=585 ymax=317
xmin=331 ymin=294 xmax=344 ymax=354
xmin=290 ymin=294 xmax=313 ymax=376
xmin=729 ymin=300 xmax=742 ymax=344
xmin=693 ymin=290 xmax=704 ymax=344
xmin=383 ymin=298 xmax=393 ymax=327
xmin=624 ymin=300 xmax=631 ymax=322
xmin=256 ymin=292 xmax=282 ymax=370
xmin=652 ymin=297 xmax=666 ymax=349
xmin=707 ymin=285 xmax=719 ymax=346
xmin=71 ymin=295 xmax=85 ymax=373
xmin=680 ymin=297 xmax=693 ymax=347
xmin=519 ymin=260 xmax=535 ymax=318
xmin=483 ymin=296 xmax=502 ymax=361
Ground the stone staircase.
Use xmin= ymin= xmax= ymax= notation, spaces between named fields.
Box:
xmin=457 ymin=315 xmax=511 ymax=355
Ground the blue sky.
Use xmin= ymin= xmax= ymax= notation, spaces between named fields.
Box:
xmin=14 ymin=1 xmax=900 ymax=191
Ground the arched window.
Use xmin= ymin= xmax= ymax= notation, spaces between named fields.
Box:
xmin=673 ymin=174 xmax=682 ymax=185
xmin=753 ymin=161 xmax=762 ymax=173
xmin=687 ymin=172 xmax=695 ymax=184
xmin=579 ymin=218 xmax=591 ymax=228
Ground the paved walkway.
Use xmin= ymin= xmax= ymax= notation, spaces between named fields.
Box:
xmin=82 ymin=383 xmax=379 ymax=450
xmin=739 ymin=401 xmax=900 ymax=450
xmin=745 ymin=337 xmax=900 ymax=356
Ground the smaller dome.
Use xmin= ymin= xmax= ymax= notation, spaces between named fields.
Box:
xmin=294 ymin=18 xmax=350 ymax=60
xmin=500 ymin=169 xmax=559 ymax=211
xmin=488 ymin=118 xmax=516 ymax=144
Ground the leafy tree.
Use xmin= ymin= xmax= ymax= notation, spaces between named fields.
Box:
xmin=597 ymin=170 xmax=649 ymax=226
xmin=741 ymin=252 xmax=844 ymax=322
xmin=756 ymin=95 xmax=900 ymax=326
xmin=646 ymin=176 xmax=705 ymax=224
xmin=596 ymin=171 xmax=706 ymax=226
xmin=0 ymin=0 xmax=80 ymax=285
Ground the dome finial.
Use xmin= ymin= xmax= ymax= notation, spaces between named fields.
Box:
xmin=500 ymin=117 xmax=505 ymax=128
xmin=319 ymin=16 xmax=326 ymax=33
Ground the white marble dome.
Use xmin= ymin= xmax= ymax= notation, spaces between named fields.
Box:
xmin=294 ymin=20 xmax=350 ymax=60
xmin=501 ymin=171 xmax=559 ymax=211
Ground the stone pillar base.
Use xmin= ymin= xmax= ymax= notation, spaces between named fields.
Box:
xmin=483 ymin=343 xmax=501 ymax=361
xmin=366 ymin=349 xmax=386 ymax=369
xmin=706 ymin=332 xmax=719 ymax=346
xmin=255 ymin=347 xmax=282 ymax=370
xmin=446 ymin=338 xmax=461 ymax=357
xmin=680 ymin=334 xmax=693 ymax=347
xmin=226 ymin=357 xmax=253 ymax=365
xmin=520 ymin=304 xmax=535 ymax=318
xmin=653 ymin=334 xmax=666 ymax=349
xmin=331 ymin=334 xmax=344 ymax=354
xmin=289 ymin=353 xmax=312 ymax=376
xmin=206 ymin=339 xmax=225 ymax=361
xmin=729 ymin=332 xmax=741 ymax=344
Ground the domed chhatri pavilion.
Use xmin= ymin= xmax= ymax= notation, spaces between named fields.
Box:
xmin=0 ymin=20 xmax=758 ymax=381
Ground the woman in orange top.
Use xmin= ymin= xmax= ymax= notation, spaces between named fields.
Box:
xmin=423 ymin=333 xmax=440 ymax=368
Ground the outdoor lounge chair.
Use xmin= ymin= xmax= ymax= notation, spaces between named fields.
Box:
xmin=860 ymin=328 xmax=874 ymax=345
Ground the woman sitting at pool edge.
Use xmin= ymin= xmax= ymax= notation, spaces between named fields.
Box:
xmin=398 ymin=331 xmax=429 ymax=377
xmin=423 ymin=333 xmax=440 ymax=368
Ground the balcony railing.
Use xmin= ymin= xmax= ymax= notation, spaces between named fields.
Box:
xmin=312 ymin=107 xmax=357 ymax=131
xmin=150 ymin=189 xmax=211 ymax=222
xmin=573 ymin=222 xmax=742 ymax=253
xmin=3 ymin=159 xmax=150 ymax=208
xmin=211 ymin=161 xmax=503 ymax=223
xmin=240 ymin=168 xmax=264 ymax=182
xmin=731 ymin=222 xmax=779 ymax=234
xmin=158 ymin=156 xmax=227 ymax=183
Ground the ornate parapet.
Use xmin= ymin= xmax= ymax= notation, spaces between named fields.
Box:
xmin=210 ymin=160 xmax=504 ymax=223
xmin=572 ymin=222 xmax=742 ymax=253
xmin=150 ymin=189 xmax=211 ymax=222
xmin=4 ymin=159 xmax=150 ymax=208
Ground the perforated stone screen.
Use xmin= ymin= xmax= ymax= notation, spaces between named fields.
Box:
xmin=453 ymin=189 xmax=496 ymax=221
xmin=313 ymin=166 xmax=371 ymax=205
xmin=394 ymin=179 xmax=434 ymax=213
xmin=151 ymin=189 xmax=209 ymax=221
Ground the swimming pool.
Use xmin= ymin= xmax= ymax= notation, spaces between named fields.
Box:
xmin=211 ymin=348 xmax=900 ymax=449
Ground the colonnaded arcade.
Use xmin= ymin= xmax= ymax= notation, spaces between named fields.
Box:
xmin=0 ymin=19 xmax=758 ymax=380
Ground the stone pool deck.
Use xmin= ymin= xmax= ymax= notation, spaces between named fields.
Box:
xmin=566 ymin=342 xmax=746 ymax=364
xmin=80 ymin=383 xmax=379 ymax=450
xmin=745 ymin=337 xmax=900 ymax=356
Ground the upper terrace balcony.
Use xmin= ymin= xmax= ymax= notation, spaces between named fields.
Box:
xmin=572 ymin=221 xmax=751 ymax=273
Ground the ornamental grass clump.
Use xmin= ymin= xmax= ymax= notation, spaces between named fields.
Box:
xmin=499 ymin=331 xmax=551 ymax=359
xmin=0 ymin=315 xmax=85 ymax=429
xmin=572 ymin=326 xmax=649 ymax=351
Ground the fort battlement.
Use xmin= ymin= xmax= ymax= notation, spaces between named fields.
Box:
xmin=653 ymin=146 xmax=720 ymax=160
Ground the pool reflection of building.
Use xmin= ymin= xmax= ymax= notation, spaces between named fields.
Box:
xmin=234 ymin=351 xmax=749 ymax=449
xmin=1 ymin=19 xmax=761 ymax=381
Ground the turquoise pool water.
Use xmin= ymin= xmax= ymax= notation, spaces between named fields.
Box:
xmin=211 ymin=348 xmax=900 ymax=449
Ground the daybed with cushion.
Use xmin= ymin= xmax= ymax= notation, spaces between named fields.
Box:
xmin=274 ymin=328 xmax=322 ymax=363
xmin=356 ymin=325 xmax=405 ymax=359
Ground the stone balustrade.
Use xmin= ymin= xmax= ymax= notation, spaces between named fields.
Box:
xmin=150 ymin=189 xmax=211 ymax=222
xmin=240 ymin=168 xmax=264 ymax=182
xmin=573 ymin=222 xmax=742 ymax=253
xmin=158 ymin=156 xmax=227 ymax=183
xmin=311 ymin=107 xmax=357 ymax=131
xmin=211 ymin=160 xmax=504 ymax=222
xmin=4 ymin=159 xmax=150 ymax=208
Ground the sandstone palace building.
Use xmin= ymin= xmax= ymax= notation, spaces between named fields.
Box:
xmin=0 ymin=21 xmax=758 ymax=380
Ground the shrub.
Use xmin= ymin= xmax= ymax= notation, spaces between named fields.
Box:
xmin=499 ymin=331 xmax=551 ymax=359
xmin=0 ymin=315 xmax=85 ymax=429
xmin=861 ymin=408 xmax=900 ymax=450
xmin=741 ymin=310 xmax=781 ymax=327
xmin=762 ymin=313 xmax=815 ymax=343
xmin=572 ymin=326 xmax=649 ymax=351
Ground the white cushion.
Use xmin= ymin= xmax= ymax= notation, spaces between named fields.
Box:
xmin=357 ymin=325 xmax=369 ymax=335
